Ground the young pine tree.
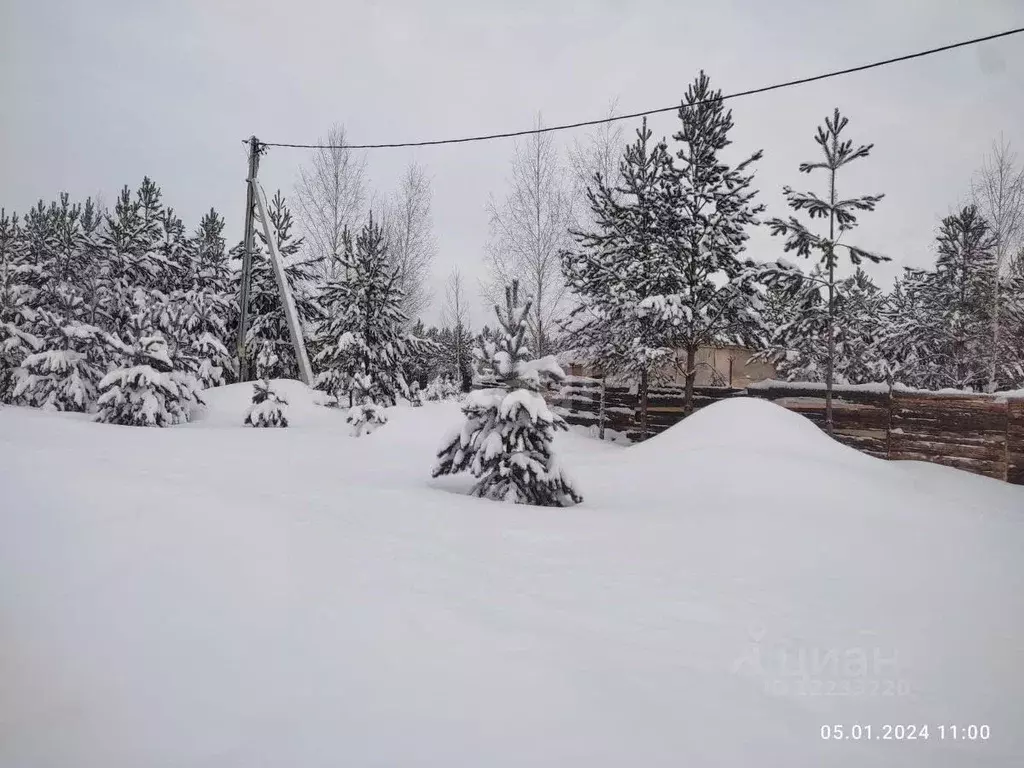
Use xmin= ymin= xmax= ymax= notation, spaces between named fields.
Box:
xmin=12 ymin=195 xmax=117 ymax=411
xmin=870 ymin=268 xmax=942 ymax=388
xmin=833 ymin=268 xmax=884 ymax=384
xmin=0 ymin=209 xmax=40 ymax=402
xmin=432 ymin=280 xmax=582 ymax=506
xmin=996 ymin=247 xmax=1024 ymax=387
xmin=315 ymin=214 xmax=414 ymax=407
xmin=95 ymin=335 xmax=202 ymax=426
xmin=561 ymin=117 xmax=674 ymax=437
xmin=244 ymin=379 xmax=289 ymax=427
xmin=179 ymin=209 xmax=235 ymax=388
xmin=12 ymin=297 xmax=113 ymax=412
xmin=761 ymin=266 xmax=884 ymax=385
xmin=96 ymin=183 xmax=164 ymax=343
xmin=768 ymin=109 xmax=886 ymax=432
xmin=346 ymin=373 xmax=389 ymax=436
xmin=926 ymin=205 xmax=998 ymax=389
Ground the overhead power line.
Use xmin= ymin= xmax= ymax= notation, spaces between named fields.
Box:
xmin=260 ymin=26 xmax=1024 ymax=151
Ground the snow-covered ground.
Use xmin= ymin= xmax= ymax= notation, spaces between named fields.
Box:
xmin=1 ymin=381 xmax=1022 ymax=767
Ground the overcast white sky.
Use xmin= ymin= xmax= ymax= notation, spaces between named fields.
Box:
xmin=3 ymin=0 xmax=1024 ymax=326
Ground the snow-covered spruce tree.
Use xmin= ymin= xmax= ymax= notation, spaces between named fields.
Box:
xmin=400 ymin=319 xmax=444 ymax=398
xmin=244 ymin=379 xmax=289 ymax=427
xmin=237 ymin=190 xmax=322 ymax=381
xmin=560 ymin=117 xmax=675 ymax=438
xmin=432 ymin=280 xmax=582 ymax=506
xmin=314 ymin=214 xmax=415 ymax=407
xmin=767 ymin=108 xmax=886 ymax=432
xmin=647 ymin=72 xmax=768 ymax=417
xmin=95 ymin=335 xmax=202 ymax=427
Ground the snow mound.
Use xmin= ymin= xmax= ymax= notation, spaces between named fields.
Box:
xmin=629 ymin=396 xmax=863 ymax=463
xmin=193 ymin=379 xmax=346 ymax=428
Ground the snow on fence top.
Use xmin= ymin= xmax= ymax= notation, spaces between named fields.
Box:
xmin=747 ymin=378 xmax=1024 ymax=400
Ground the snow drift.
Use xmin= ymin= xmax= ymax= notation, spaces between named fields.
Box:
xmin=1 ymin=389 xmax=1022 ymax=767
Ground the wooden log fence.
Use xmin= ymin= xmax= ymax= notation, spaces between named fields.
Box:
xmin=549 ymin=377 xmax=1024 ymax=486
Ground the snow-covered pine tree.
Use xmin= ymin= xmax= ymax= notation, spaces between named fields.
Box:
xmin=423 ymin=374 xmax=461 ymax=401
xmin=347 ymin=402 xmax=388 ymax=436
xmin=432 ymin=280 xmax=582 ymax=506
xmin=314 ymin=214 xmax=414 ymax=407
xmin=649 ymin=72 xmax=768 ymax=416
xmin=179 ymin=209 xmax=235 ymax=388
xmin=244 ymin=379 xmax=289 ymax=427
xmin=997 ymin=247 xmax=1024 ymax=387
xmin=12 ymin=195 xmax=118 ymax=411
xmin=129 ymin=205 xmax=194 ymax=367
xmin=95 ymin=335 xmax=202 ymax=426
xmin=0 ymin=208 xmax=40 ymax=402
xmin=560 ymin=117 xmax=675 ymax=437
xmin=96 ymin=183 xmax=164 ymax=345
xmin=238 ymin=190 xmax=322 ymax=380
xmin=924 ymin=205 xmax=998 ymax=390
xmin=12 ymin=297 xmax=113 ymax=412
xmin=756 ymin=263 xmax=830 ymax=382
xmin=870 ymin=268 xmax=942 ymax=388
xmin=153 ymin=206 xmax=191 ymax=297
xmin=760 ymin=265 xmax=884 ymax=385
xmin=20 ymin=199 xmax=57 ymax=308
xmin=767 ymin=108 xmax=886 ymax=431
xmin=833 ymin=268 xmax=884 ymax=384
xmin=346 ymin=373 xmax=388 ymax=436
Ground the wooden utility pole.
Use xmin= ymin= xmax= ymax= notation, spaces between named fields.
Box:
xmin=236 ymin=136 xmax=262 ymax=382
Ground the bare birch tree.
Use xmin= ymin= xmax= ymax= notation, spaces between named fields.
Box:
xmin=383 ymin=162 xmax=436 ymax=322
xmin=294 ymin=124 xmax=368 ymax=282
xmin=972 ymin=135 xmax=1024 ymax=390
xmin=567 ymin=99 xmax=626 ymax=224
xmin=484 ymin=114 xmax=574 ymax=357
xmin=441 ymin=267 xmax=473 ymax=390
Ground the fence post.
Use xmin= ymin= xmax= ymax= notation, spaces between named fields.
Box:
xmin=886 ymin=379 xmax=894 ymax=461
xmin=1004 ymin=397 xmax=1010 ymax=482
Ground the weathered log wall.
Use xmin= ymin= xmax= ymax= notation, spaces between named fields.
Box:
xmin=550 ymin=377 xmax=1024 ymax=485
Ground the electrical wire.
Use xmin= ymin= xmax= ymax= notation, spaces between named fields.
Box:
xmin=257 ymin=26 xmax=1024 ymax=151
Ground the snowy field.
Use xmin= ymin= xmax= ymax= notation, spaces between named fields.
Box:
xmin=1 ymin=381 xmax=1023 ymax=767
